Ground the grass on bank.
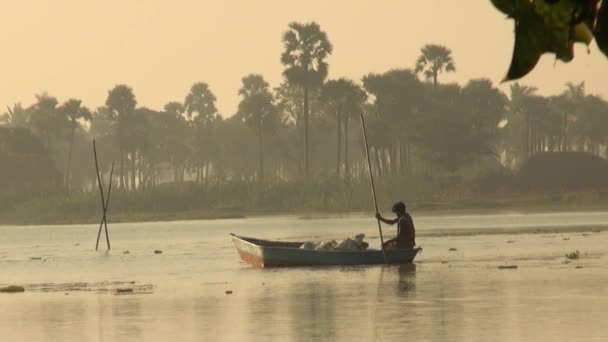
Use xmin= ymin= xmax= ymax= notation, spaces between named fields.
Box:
xmin=1 ymin=178 xmax=608 ymax=225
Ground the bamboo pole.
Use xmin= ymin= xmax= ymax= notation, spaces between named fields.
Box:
xmin=93 ymin=140 xmax=113 ymax=251
xmin=360 ymin=113 xmax=387 ymax=264
xmin=103 ymin=162 xmax=114 ymax=250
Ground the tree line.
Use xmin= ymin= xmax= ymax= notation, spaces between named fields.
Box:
xmin=2 ymin=21 xmax=608 ymax=199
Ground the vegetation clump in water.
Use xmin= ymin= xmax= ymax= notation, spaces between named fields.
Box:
xmin=565 ymin=250 xmax=580 ymax=260
xmin=0 ymin=285 xmax=25 ymax=293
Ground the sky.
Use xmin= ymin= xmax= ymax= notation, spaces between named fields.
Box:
xmin=1 ymin=0 xmax=607 ymax=116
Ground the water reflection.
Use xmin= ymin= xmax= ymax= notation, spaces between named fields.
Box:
xmin=397 ymin=264 xmax=416 ymax=295
xmin=289 ymin=280 xmax=337 ymax=341
xmin=111 ymin=297 xmax=143 ymax=340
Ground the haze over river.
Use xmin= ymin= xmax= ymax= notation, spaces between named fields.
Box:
xmin=2 ymin=212 xmax=608 ymax=341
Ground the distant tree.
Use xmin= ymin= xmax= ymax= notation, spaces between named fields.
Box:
xmin=321 ymin=78 xmax=367 ymax=179
xmin=184 ymin=82 xmax=219 ymax=183
xmin=58 ymin=99 xmax=92 ymax=193
xmin=164 ymin=101 xmax=185 ymax=120
xmin=29 ymin=93 xmax=65 ymax=152
xmin=416 ymin=80 xmax=506 ymax=173
xmin=106 ymin=85 xmax=137 ymax=189
xmin=184 ymin=82 xmax=218 ymax=124
xmin=281 ymin=21 xmax=333 ymax=178
xmin=505 ymin=83 xmax=538 ymax=163
xmin=363 ymin=69 xmax=423 ymax=174
xmin=559 ymin=81 xmax=586 ymax=151
xmin=236 ymin=74 xmax=278 ymax=181
xmin=576 ymin=95 xmax=608 ymax=155
xmin=0 ymin=127 xmax=62 ymax=199
xmin=1 ymin=103 xmax=28 ymax=127
xmin=163 ymin=101 xmax=190 ymax=183
xmin=414 ymin=44 xmax=456 ymax=89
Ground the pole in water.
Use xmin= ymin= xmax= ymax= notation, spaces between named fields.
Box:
xmin=93 ymin=140 xmax=113 ymax=251
xmin=360 ymin=112 xmax=387 ymax=264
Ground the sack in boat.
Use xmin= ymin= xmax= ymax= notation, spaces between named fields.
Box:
xmin=336 ymin=234 xmax=369 ymax=251
xmin=299 ymin=234 xmax=368 ymax=251
xmin=315 ymin=240 xmax=338 ymax=250
xmin=336 ymin=238 xmax=360 ymax=250
xmin=299 ymin=241 xmax=317 ymax=250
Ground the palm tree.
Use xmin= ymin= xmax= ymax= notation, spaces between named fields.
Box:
xmin=184 ymin=82 xmax=219 ymax=183
xmin=236 ymin=74 xmax=277 ymax=181
xmin=415 ymin=44 xmax=456 ymax=89
xmin=30 ymin=93 xmax=62 ymax=151
xmin=281 ymin=21 xmax=333 ymax=179
xmin=184 ymin=82 xmax=218 ymax=124
xmin=559 ymin=81 xmax=585 ymax=151
xmin=106 ymin=85 xmax=137 ymax=189
xmin=163 ymin=101 xmax=189 ymax=183
xmin=58 ymin=99 xmax=92 ymax=193
xmin=1 ymin=103 xmax=28 ymax=127
xmin=321 ymin=78 xmax=367 ymax=179
xmin=362 ymin=69 xmax=423 ymax=174
xmin=507 ymin=83 xmax=538 ymax=161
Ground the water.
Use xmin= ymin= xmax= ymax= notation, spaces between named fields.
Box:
xmin=1 ymin=212 xmax=608 ymax=341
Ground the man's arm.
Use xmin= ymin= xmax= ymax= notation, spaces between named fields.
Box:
xmin=376 ymin=212 xmax=398 ymax=225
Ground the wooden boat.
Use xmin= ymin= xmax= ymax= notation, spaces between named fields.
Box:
xmin=231 ymin=234 xmax=421 ymax=268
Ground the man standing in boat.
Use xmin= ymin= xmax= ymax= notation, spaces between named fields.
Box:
xmin=375 ymin=201 xmax=416 ymax=249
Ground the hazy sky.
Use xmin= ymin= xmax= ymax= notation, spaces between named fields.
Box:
xmin=1 ymin=1 xmax=607 ymax=116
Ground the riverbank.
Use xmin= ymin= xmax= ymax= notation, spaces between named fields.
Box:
xmin=2 ymin=190 xmax=608 ymax=225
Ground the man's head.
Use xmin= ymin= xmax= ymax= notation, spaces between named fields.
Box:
xmin=391 ymin=201 xmax=406 ymax=216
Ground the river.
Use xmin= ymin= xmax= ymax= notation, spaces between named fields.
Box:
xmin=1 ymin=211 xmax=608 ymax=341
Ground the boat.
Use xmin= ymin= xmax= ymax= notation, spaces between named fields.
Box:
xmin=231 ymin=233 xmax=421 ymax=268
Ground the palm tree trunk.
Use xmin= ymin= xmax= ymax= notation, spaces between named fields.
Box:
xmin=119 ymin=148 xmax=126 ymax=189
xmin=304 ymin=86 xmax=310 ymax=179
xmin=65 ymin=125 xmax=76 ymax=194
xmin=375 ymin=147 xmax=382 ymax=177
xmin=561 ymin=112 xmax=568 ymax=152
xmin=336 ymin=108 xmax=342 ymax=179
xmin=258 ymin=120 xmax=264 ymax=182
xmin=344 ymin=115 xmax=349 ymax=180
xmin=130 ymin=151 xmax=136 ymax=190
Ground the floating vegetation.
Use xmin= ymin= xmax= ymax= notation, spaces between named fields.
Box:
xmin=116 ymin=288 xmax=134 ymax=294
xmin=449 ymin=248 xmax=457 ymax=251
xmin=154 ymin=250 xmax=163 ymax=254
xmin=0 ymin=285 xmax=25 ymax=293
xmin=24 ymin=281 xmax=152 ymax=294
xmin=565 ymin=250 xmax=580 ymax=260
xmin=225 ymin=290 xmax=233 ymax=295
xmin=498 ymin=265 xmax=518 ymax=270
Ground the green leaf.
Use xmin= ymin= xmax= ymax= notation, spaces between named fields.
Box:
xmin=490 ymin=0 xmax=515 ymax=16
xmin=596 ymin=0 xmax=608 ymax=57
xmin=503 ymin=0 xmax=582 ymax=81
xmin=504 ymin=5 xmax=544 ymax=81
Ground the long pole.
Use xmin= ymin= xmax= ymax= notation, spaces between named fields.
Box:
xmin=360 ymin=113 xmax=387 ymax=264
xmin=94 ymin=140 xmax=113 ymax=251
xmin=103 ymin=162 xmax=114 ymax=250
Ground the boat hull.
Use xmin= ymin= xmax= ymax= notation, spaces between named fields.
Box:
xmin=231 ymin=234 xmax=420 ymax=268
